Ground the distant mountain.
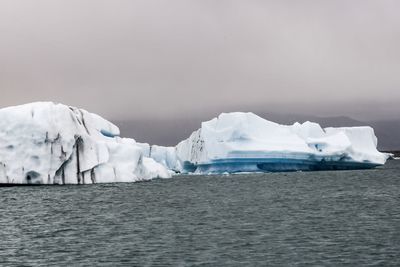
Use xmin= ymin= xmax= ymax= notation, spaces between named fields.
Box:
xmin=115 ymin=118 xmax=204 ymax=146
xmin=113 ymin=114 xmax=400 ymax=150
xmin=367 ymin=120 xmax=400 ymax=151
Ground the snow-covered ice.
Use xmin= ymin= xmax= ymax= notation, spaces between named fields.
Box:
xmin=150 ymin=112 xmax=389 ymax=174
xmin=0 ymin=102 xmax=171 ymax=184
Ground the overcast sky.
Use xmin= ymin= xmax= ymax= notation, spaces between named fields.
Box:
xmin=0 ymin=0 xmax=399 ymax=121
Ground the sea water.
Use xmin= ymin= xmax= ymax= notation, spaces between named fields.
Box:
xmin=1 ymin=160 xmax=399 ymax=266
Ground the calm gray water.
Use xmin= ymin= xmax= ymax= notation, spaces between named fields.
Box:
xmin=1 ymin=160 xmax=400 ymax=266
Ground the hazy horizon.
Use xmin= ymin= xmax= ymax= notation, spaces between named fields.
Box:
xmin=0 ymin=0 xmax=399 ymax=121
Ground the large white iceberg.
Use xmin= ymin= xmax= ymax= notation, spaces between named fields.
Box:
xmin=0 ymin=102 xmax=171 ymax=184
xmin=149 ymin=112 xmax=389 ymax=174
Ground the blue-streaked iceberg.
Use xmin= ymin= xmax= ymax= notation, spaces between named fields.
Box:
xmin=0 ymin=102 xmax=171 ymax=184
xmin=149 ymin=112 xmax=389 ymax=174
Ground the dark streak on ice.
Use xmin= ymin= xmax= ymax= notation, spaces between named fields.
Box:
xmin=76 ymin=137 xmax=82 ymax=184
xmin=90 ymin=168 xmax=96 ymax=184
xmin=79 ymin=110 xmax=90 ymax=135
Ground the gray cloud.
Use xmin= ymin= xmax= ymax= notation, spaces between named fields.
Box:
xmin=0 ymin=0 xmax=399 ymax=121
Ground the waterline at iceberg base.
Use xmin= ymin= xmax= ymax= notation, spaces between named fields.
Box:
xmin=194 ymin=158 xmax=382 ymax=174
xmin=0 ymin=103 xmax=389 ymax=184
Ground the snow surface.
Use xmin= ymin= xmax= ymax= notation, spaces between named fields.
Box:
xmin=0 ymin=102 xmax=171 ymax=184
xmin=149 ymin=112 xmax=389 ymax=174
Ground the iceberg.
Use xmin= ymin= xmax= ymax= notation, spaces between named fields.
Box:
xmin=0 ymin=102 xmax=171 ymax=184
xmin=150 ymin=112 xmax=389 ymax=174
